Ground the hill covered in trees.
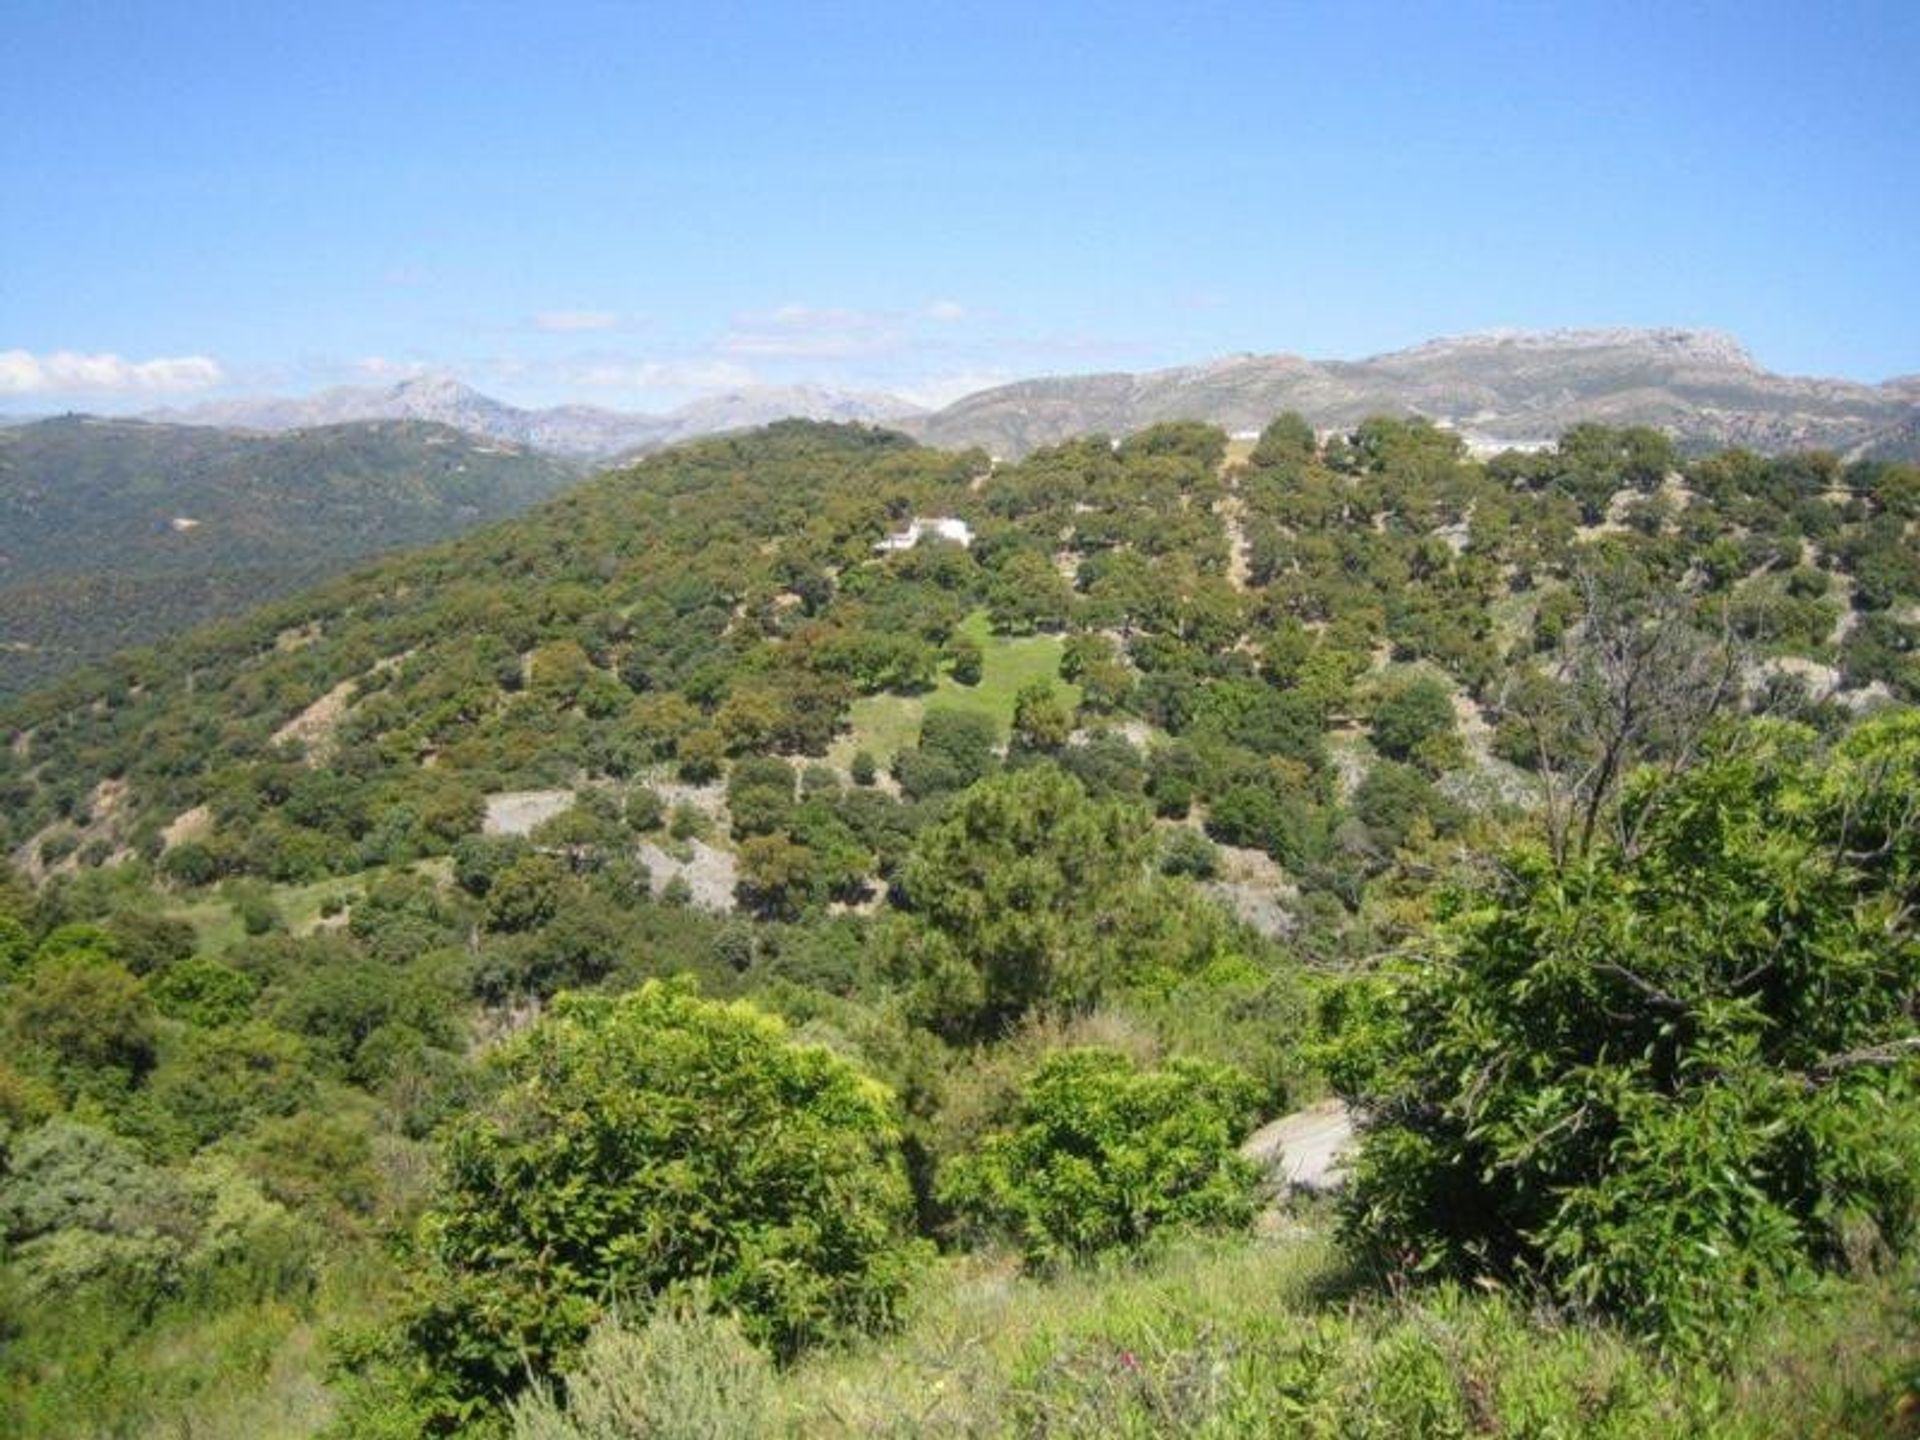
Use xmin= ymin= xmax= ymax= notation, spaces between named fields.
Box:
xmin=0 ymin=416 xmax=580 ymax=699
xmin=1 ymin=417 xmax=1916 ymax=1435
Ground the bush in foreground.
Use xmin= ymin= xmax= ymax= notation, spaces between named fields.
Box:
xmin=941 ymin=1047 xmax=1261 ymax=1268
xmin=1336 ymin=716 xmax=1920 ymax=1352
xmin=507 ymin=1304 xmax=774 ymax=1440
xmin=357 ymin=980 xmax=926 ymax=1429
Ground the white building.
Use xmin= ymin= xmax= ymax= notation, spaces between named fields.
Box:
xmin=876 ymin=516 xmax=974 ymax=552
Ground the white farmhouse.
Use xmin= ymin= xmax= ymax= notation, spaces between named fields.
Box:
xmin=876 ymin=516 xmax=974 ymax=552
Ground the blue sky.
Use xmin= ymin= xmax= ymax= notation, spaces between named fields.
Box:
xmin=4 ymin=1 xmax=1917 ymax=413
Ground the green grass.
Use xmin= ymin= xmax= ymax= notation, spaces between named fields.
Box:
xmin=830 ymin=611 xmax=1081 ymax=769
xmin=165 ymin=858 xmax=453 ymax=955
xmin=769 ymin=1230 xmax=1920 ymax=1438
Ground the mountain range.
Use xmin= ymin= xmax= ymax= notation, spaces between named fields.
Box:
xmin=123 ymin=329 xmax=1920 ymax=463
xmin=152 ymin=378 xmax=926 ymax=459
xmin=7 ymin=325 xmax=1915 ymax=698
xmin=906 ymin=328 xmax=1920 ymax=459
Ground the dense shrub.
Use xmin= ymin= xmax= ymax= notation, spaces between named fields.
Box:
xmin=941 ymin=1048 xmax=1261 ymax=1267
xmin=0 ymin=1120 xmax=311 ymax=1309
xmin=371 ymin=981 xmax=925 ymax=1424
xmin=1368 ymin=675 xmax=1458 ymax=769
xmin=894 ymin=707 xmax=998 ymax=800
xmin=889 ymin=765 xmax=1247 ymax=1037
xmin=1337 ymin=716 xmax=1920 ymax=1352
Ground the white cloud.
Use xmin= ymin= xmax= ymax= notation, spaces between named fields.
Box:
xmin=719 ymin=304 xmax=900 ymax=359
xmin=353 ymin=355 xmax=434 ymax=379
xmin=533 ymin=309 xmax=621 ymax=333
xmin=573 ymin=358 xmax=757 ymax=391
xmin=926 ymin=300 xmax=967 ymax=322
xmin=0 ymin=349 xmax=224 ymax=395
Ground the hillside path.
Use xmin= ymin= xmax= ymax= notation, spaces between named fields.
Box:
xmin=1216 ymin=449 xmax=1252 ymax=592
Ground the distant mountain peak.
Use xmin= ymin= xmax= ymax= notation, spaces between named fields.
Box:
xmin=1379 ymin=327 xmax=1758 ymax=370
xmin=908 ymin=326 xmax=1914 ymax=459
xmin=386 ymin=373 xmax=482 ymax=400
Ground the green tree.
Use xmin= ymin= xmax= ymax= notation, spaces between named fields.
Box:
xmin=485 ymin=854 xmax=567 ymax=933
xmin=1335 ymin=717 xmax=1920 ymax=1352
xmin=889 ymin=766 xmax=1235 ymax=1036
xmin=1368 ymin=675 xmax=1458 ymax=769
xmin=943 ymin=633 xmax=984 ymax=686
xmin=986 ymin=550 xmax=1073 ymax=634
xmin=941 ymin=1048 xmax=1260 ymax=1267
xmin=894 ymin=707 xmax=999 ymax=799
xmin=377 ymin=982 xmax=924 ymax=1422
xmin=1249 ymin=411 xmax=1317 ymax=472
xmin=1011 ymin=680 xmax=1074 ymax=753
xmin=734 ymin=832 xmax=819 ymax=919
xmin=9 ymin=952 xmax=158 ymax=1098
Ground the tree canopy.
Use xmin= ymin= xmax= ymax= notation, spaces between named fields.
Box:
xmin=1334 ymin=714 xmax=1920 ymax=1351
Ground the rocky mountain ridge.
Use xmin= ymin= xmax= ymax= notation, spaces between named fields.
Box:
xmin=153 ymin=377 xmax=923 ymax=459
xmin=124 ymin=328 xmax=1920 ymax=463
xmin=906 ymin=328 xmax=1920 ymax=459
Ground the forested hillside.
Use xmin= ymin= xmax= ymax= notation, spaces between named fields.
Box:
xmin=1 ymin=418 xmax=1916 ymax=1436
xmin=0 ymin=416 xmax=580 ymax=699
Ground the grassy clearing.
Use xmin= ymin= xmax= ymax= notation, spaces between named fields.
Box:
xmin=772 ymin=1229 xmax=1920 ymax=1438
xmin=830 ymin=611 xmax=1080 ymax=769
xmin=164 ymin=858 xmax=454 ymax=954
xmin=776 ymin=1232 xmax=1346 ymax=1436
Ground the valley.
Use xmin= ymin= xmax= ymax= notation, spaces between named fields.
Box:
xmin=1 ymin=413 xmax=1917 ymax=1436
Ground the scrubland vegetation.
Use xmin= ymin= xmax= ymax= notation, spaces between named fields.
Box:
xmin=2 ymin=417 xmax=1917 ymax=1435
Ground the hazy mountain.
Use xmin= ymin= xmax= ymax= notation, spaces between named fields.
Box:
xmin=140 ymin=329 xmax=1920 ymax=464
xmin=0 ymin=415 xmax=579 ymax=697
xmin=907 ymin=328 xmax=1920 ymax=459
xmin=644 ymin=385 xmax=924 ymax=447
xmin=155 ymin=376 xmax=922 ymax=458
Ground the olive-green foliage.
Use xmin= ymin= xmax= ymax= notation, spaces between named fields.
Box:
xmin=377 ymin=981 xmax=925 ymax=1423
xmin=507 ymin=1305 xmax=775 ymax=1440
xmin=1010 ymin=678 xmax=1074 ymax=753
xmin=485 ymin=853 xmax=567 ymax=933
xmin=0 ymin=1119 xmax=312 ymax=1310
xmin=1159 ymin=826 xmax=1219 ymax=878
xmin=944 ymin=633 xmax=984 ymax=687
xmin=893 ymin=706 xmax=1000 ymax=801
xmin=7 ymin=949 xmax=158 ymax=1099
xmin=1352 ymin=759 xmax=1455 ymax=853
xmin=941 ymin=1048 xmax=1260 ymax=1268
xmin=889 ymin=765 xmax=1244 ymax=1037
xmin=1338 ymin=715 xmax=1920 ymax=1352
xmin=0 ymin=913 xmax=31 ymax=980
xmin=148 ymin=955 xmax=257 ymax=1028
xmin=136 ymin=1021 xmax=318 ymax=1153
xmin=1368 ymin=675 xmax=1458 ymax=769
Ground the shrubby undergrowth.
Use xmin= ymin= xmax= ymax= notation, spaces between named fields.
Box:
xmin=1334 ymin=713 xmax=1920 ymax=1352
